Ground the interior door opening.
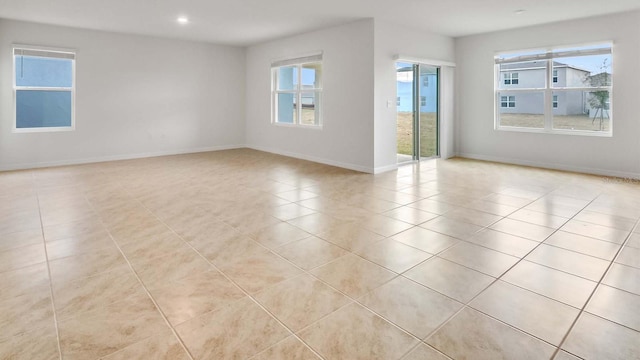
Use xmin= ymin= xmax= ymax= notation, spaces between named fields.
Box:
xmin=396 ymin=62 xmax=440 ymax=163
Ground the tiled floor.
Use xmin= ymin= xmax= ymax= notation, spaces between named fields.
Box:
xmin=1 ymin=149 xmax=639 ymax=360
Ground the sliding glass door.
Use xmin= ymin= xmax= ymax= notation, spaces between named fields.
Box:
xmin=396 ymin=62 xmax=440 ymax=162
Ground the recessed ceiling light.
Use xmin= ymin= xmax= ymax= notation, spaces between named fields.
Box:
xmin=177 ymin=16 xmax=189 ymax=25
xmin=514 ymin=9 xmax=527 ymax=15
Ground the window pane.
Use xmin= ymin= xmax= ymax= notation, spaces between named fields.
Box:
xmin=15 ymin=55 xmax=73 ymax=87
xmin=16 ymin=90 xmax=72 ymax=128
xmin=277 ymin=66 xmax=298 ymax=91
xmin=498 ymin=91 xmax=544 ymax=129
xmin=552 ymin=90 xmax=610 ymax=131
xmin=301 ymin=63 xmax=321 ymax=89
xmin=276 ymin=93 xmax=297 ymax=124
xmin=552 ymin=54 xmax=612 ymax=88
xmin=300 ymin=92 xmax=319 ymax=126
xmin=499 ymin=62 xmax=545 ymax=89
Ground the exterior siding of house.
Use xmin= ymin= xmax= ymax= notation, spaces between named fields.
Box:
xmin=396 ymin=73 xmax=437 ymax=113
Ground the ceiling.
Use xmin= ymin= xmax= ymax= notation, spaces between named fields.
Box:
xmin=0 ymin=0 xmax=638 ymax=46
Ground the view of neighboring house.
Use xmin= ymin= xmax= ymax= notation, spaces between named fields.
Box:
xmin=499 ymin=60 xmax=611 ymax=119
xmin=396 ymin=66 xmax=438 ymax=113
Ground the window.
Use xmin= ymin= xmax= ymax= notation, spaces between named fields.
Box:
xmin=397 ymin=97 xmax=401 ymax=106
xmin=495 ymin=43 xmax=612 ymax=134
xmin=271 ymin=53 xmax=322 ymax=126
xmin=500 ymin=96 xmax=516 ymax=108
xmin=503 ymin=72 xmax=519 ymax=85
xmin=423 ymin=77 xmax=429 ymax=87
xmin=420 ymin=96 xmax=426 ymax=107
xmin=13 ymin=46 xmax=75 ymax=132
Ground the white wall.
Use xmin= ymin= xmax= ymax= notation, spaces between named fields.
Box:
xmin=373 ymin=21 xmax=456 ymax=171
xmin=245 ymin=19 xmax=376 ymax=172
xmin=0 ymin=19 xmax=246 ymax=170
xmin=456 ymin=11 xmax=640 ymax=178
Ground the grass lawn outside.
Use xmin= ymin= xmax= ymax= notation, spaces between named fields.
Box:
xmin=397 ymin=112 xmax=438 ymax=158
xmin=500 ymin=113 xmax=610 ymax=131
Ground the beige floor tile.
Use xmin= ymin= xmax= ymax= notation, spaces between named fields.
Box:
xmin=317 ymin=223 xmax=385 ymax=251
xmin=408 ymin=199 xmax=458 ymax=215
xmin=545 ymin=231 xmax=621 ymax=260
xmin=288 ymin=213 xmax=347 ymax=236
xmin=356 ymin=238 xmax=432 ymax=273
xmin=120 ymin=231 xmax=190 ymax=263
xmin=101 ymin=330 xmax=190 ymax=360
xmin=483 ymin=193 xmax=534 ymax=207
xmin=107 ymin=215 xmax=171 ymax=244
xmin=562 ymin=313 xmax=640 ymax=360
xmin=0 ymin=243 xmax=46 ymax=274
xmin=275 ymin=189 xmax=319 ymax=202
xmin=470 ymin=280 xmax=579 ymax=345
xmin=392 ymin=227 xmax=458 ymax=254
xmin=0 ymin=285 xmax=54 ymax=338
xmin=150 ymin=270 xmax=246 ymax=325
xmin=586 ymin=285 xmax=640 ymax=330
xmin=0 ymin=325 xmax=59 ymax=360
xmin=466 ymin=229 xmax=538 ymax=257
xmin=255 ymin=274 xmax=351 ymax=331
xmin=602 ymin=263 xmax=640 ymax=295
xmin=561 ymin=219 xmax=630 ymax=244
xmin=250 ymin=222 xmax=311 ymax=249
xmin=401 ymin=344 xmax=450 ymax=360
xmin=42 ymin=217 xmax=107 ymax=242
xmin=0 ymin=209 xmax=41 ymax=236
xmin=299 ymin=303 xmax=417 ymax=360
xmin=420 ymin=217 xmax=483 ymax=240
xmin=46 ymin=233 xmax=117 ymax=260
xmin=573 ymin=210 xmax=637 ymax=231
xmin=58 ymin=294 xmax=168 ymax=360
xmin=190 ymin=228 xmax=267 ymax=267
xmin=360 ymin=214 xmax=414 ymax=237
xmin=508 ymin=209 xmax=569 ymax=228
xmin=443 ymin=207 xmax=502 ymax=227
xmin=502 ymin=260 xmax=597 ymax=308
xmin=426 ymin=308 xmax=555 ymax=360
xmin=0 ymin=228 xmax=43 ymax=252
xmin=250 ymin=336 xmax=320 ymax=360
xmin=553 ymin=350 xmax=582 ymax=360
xmin=404 ymin=257 xmax=494 ymax=303
xmin=463 ymin=199 xmax=520 ymax=217
xmin=131 ymin=247 xmax=212 ymax=290
xmin=526 ymin=244 xmax=610 ymax=281
xmin=49 ymin=246 xmax=128 ymax=285
xmin=176 ymin=297 xmax=290 ymax=359
xmin=628 ymin=233 xmax=640 ymax=248
xmin=0 ymin=262 xmax=50 ymax=301
xmin=53 ymin=266 xmax=145 ymax=320
xmin=310 ymin=254 xmax=396 ymax=298
xmin=221 ymin=250 xmax=302 ymax=294
xmin=490 ymin=218 xmax=555 ymax=242
xmin=524 ymin=199 xmax=585 ymax=218
xmin=271 ymin=203 xmax=317 ymax=221
xmin=616 ymin=246 xmax=640 ymax=268
xmin=275 ymin=236 xmax=348 ymax=270
xmin=439 ymin=242 xmax=519 ymax=277
xmin=361 ymin=277 xmax=463 ymax=339
xmin=225 ymin=211 xmax=282 ymax=234
xmin=383 ymin=206 xmax=439 ymax=225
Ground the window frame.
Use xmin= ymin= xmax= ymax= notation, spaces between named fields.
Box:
xmin=494 ymin=43 xmax=613 ymax=137
xmin=12 ymin=44 xmax=76 ymax=133
xmin=500 ymin=95 xmax=516 ymax=108
xmin=271 ymin=54 xmax=323 ymax=128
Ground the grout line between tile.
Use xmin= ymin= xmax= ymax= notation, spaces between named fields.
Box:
xmin=34 ymin=174 xmax=64 ymax=360
xmin=550 ymin=218 xmax=640 ymax=360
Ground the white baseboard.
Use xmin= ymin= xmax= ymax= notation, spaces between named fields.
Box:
xmin=0 ymin=144 xmax=245 ymax=171
xmin=373 ymin=163 xmax=399 ymax=174
xmin=247 ymin=145 xmax=375 ymax=173
xmin=457 ymin=152 xmax=640 ymax=180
